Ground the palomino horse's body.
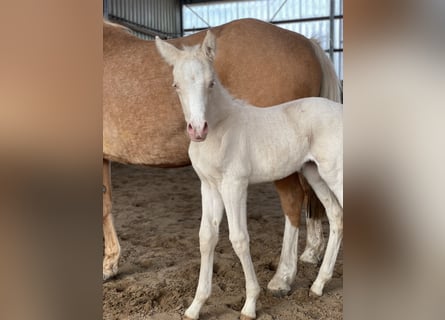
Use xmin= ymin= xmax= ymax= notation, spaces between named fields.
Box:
xmin=103 ymin=19 xmax=341 ymax=283
xmin=156 ymin=32 xmax=343 ymax=320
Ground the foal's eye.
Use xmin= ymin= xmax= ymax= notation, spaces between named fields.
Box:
xmin=209 ymin=80 xmax=215 ymax=88
xmin=172 ymin=83 xmax=179 ymax=89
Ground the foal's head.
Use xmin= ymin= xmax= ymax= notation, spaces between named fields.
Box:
xmin=156 ymin=31 xmax=216 ymax=142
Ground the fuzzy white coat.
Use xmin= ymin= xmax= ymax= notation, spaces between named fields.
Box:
xmin=156 ymin=32 xmax=343 ymax=320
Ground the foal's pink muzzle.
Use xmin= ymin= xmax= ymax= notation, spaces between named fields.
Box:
xmin=187 ymin=121 xmax=208 ymax=142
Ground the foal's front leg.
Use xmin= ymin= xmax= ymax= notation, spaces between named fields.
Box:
xmin=221 ymin=179 xmax=260 ymax=320
xmin=184 ymin=181 xmax=224 ymax=320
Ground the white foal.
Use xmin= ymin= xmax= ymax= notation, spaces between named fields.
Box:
xmin=156 ymin=31 xmax=343 ymax=320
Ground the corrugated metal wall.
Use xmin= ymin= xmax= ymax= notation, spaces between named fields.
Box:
xmin=184 ymin=0 xmax=331 ymax=29
xmin=183 ymin=0 xmax=343 ymax=79
xmin=105 ymin=0 xmax=182 ymax=40
xmin=103 ymin=0 xmax=342 ymax=79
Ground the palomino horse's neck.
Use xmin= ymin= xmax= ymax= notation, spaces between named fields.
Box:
xmin=207 ymin=77 xmax=244 ymax=127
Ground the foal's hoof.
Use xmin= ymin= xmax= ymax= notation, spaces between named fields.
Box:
xmin=309 ymin=287 xmax=323 ymax=298
xmin=182 ymin=317 xmax=195 ymax=320
xmin=240 ymin=314 xmax=255 ymax=320
xmin=268 ymin=288 xmax=290 ymax=298
xmin=267 ymin=277 xmax=291 ymax=297
xmin=300 ymin=249 xmax=321 ymax=264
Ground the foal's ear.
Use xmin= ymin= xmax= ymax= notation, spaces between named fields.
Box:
xmin=201 ymin=31 xmax=216 ymax=61
xmin=155 ymin=36 xmax=180 ymax=66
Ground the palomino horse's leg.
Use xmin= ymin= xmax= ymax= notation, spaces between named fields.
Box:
xmin=267 ymin=173 xmax=302 ymax=296
xmin=221 ymin=178 xmax=260 ymax=320
xmin=184 ymin=181 xmax=224 ymax=320
xmin=103 ymin=159 xmax=121 ymax=281
xmin=299 ymin=176 xmax=326 ymax=264
xmin=302 ymin=163 xmax=343 ymax=296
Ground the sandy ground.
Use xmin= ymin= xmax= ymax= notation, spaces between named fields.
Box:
xmin=103 ymin=163 xmax=342 ymax=320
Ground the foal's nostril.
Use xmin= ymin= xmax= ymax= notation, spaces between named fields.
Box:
xmin=187 ymin=123 xmax=193 ymax=131
xmin=203 ymin=121 xmax=208 ymax=132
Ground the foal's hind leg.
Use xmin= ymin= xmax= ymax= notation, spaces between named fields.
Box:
xmin=302 ymin=163 xmax=343 ymax=296
xmin=268 ymin=173 xmax=302 ymax=296
xmin=103 ymin=159 xmax=120 ymax=281
xmin=269 ymin=173 xmax=325 ymax=295
xmin=299 ymin=176 xmax=326 ymax=264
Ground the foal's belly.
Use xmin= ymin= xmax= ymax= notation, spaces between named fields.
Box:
xmin=248 ymin=155 xmax=305 ymax=184
xmin=246 ymin=133 xmax=310 ymax=184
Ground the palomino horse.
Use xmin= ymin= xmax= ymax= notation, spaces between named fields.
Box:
xmin=156 ymin=31 xmax=343 ymax=320
xmin=103 ymin=19 xmax=341 ymax=286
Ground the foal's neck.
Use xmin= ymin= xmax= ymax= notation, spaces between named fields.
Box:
xmin=207 ymin=77 xmax=244 ymax=126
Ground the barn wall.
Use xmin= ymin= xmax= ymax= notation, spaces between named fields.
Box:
xmin=183 ymin=0 xmax=343 ymax=79
xmin=103 ymin=0 xmax=342 ymax=79
xmin=105 ymin=0 xmax=182 ymax=40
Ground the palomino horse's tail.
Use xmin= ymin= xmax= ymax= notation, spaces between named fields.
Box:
xmin=310 ymin=38 xmax=342 ymax=103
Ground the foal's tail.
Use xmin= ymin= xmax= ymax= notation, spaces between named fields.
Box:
xmin=310 ymin=38 xmax=342 ymax=103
